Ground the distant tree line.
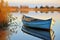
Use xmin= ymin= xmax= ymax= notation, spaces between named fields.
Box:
xmin=35 ymin=6 xmax=60 ymax=9
xmin=20 ymin=5 xmax=60 ymax=9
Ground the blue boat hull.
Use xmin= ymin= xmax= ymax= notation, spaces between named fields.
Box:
xmin=22 ymin=15 xmax=52 ymax=29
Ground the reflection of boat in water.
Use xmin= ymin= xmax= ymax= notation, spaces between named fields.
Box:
xmin=22 ymin=15 xmax=54 ymax=30
xmin=22 ymin=26 xmax=55 ymax=40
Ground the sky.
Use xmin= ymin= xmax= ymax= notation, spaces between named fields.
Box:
xmin=4 ymin=0 xmax=60 ymax=7
xmin=4 ymin=0 xmax=60 ymax=4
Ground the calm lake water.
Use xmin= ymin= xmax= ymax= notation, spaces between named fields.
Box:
xmin=0 ymin=11 xmax=60 ymax=40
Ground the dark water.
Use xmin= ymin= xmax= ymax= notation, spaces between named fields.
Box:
xmin=0 ymin=12 xmax=60 ymax=40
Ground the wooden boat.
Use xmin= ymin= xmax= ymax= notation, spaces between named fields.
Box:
xmin=22 ymin=15 xmax=54 ymax=30
xmin=22 ymin=26 xmax=54 ymax=40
